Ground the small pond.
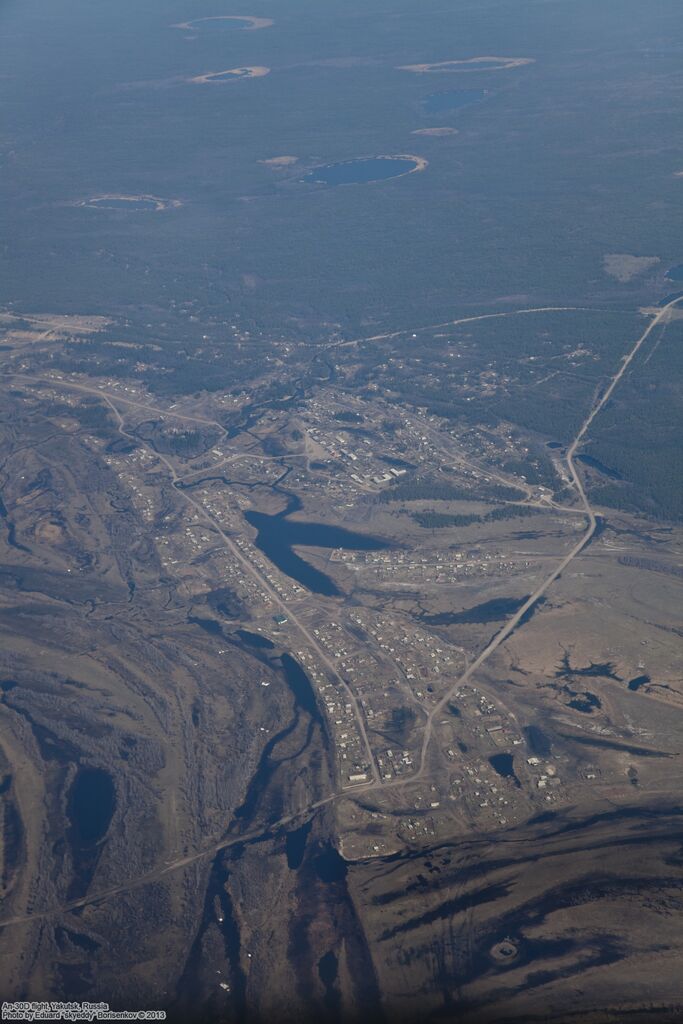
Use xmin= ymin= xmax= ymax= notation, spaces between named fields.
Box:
xmin=303 ymin=156 xmax=423 ymax=186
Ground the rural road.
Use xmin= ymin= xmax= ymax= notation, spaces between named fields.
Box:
xmin=402 ymin=294 xmax=682 ymax=782
xmin=2 ymin=296 xmax=678 ymax=926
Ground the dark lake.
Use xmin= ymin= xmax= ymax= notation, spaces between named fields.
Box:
xmin=628 ymin=674 xmax=650 ymax=692
xmin=303 ymin=156 xmax=420 ymax=186
xmin=666 ymin=264 xmax=683 ymax=281
xmin=318 ymin=951 xmax=341 ymax=1014
xmin=313 ymin=842 xmax=348 ymax=883
xmin=422 ymin=89 xmax=487 ymax=114
xmin=524 ymin=724 xmax=552 ymax=756
xmin=66 ymin=765 xmax=116 ymax=900
xmin=556 ymin=659 xmax=619 ymax=679
xmin=188 ymin=614 xmax=223 ymax=636
xmin=281 ymin=653 xmax=322 ymax=723
xmin=489 ymin=753 xmax=520 ymax=787
xmin=424 ymin=595 xmax=528 ymax=626
xmin=568 ymin=691 xmax=601 ymax=713
xmin=67 ymin=766 xmax=116 ymax=847
xmin=286 ymin=819 xmax=313 ymax=870
xmin=577 ymin=453 xmax=622 ymax=480
xmin=235 ymin=628 xmax=274 ymax=650
xmin=244 ymin=510 xmax=389 ymax=596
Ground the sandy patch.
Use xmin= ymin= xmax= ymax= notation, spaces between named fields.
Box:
xmin=411 ymin=127 xmax=458 ymax=137
xmin=259 ymin=155 xmax=299 ymax=167
xmin=35 ymin=521 xmax=64 ymax=544
xmin=0 ymin=313 xmax=111 ymax=336
xmin=639 ymin=305 xmax=683 ymax=322
xmin=603 ymin=254 xmax=660 ymax=283
xmin=398 ymin=56 xmax=534 ymax=73
xmin=392 ymin=153 xmax=428 ymax=173
xmin=0 ymin=330 xmax=51 ymax=343
xmin=188 ymin=66 xmax=270 ymax=84
xmin=172 ymin=16 xmax=273 ymax=31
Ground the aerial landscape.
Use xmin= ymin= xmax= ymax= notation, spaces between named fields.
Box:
xmin=0 ymin=0 xmax=681 ymax=1021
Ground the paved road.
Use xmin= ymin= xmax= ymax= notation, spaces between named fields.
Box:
xmin=2 ymin=297 xmax=678 ymax=925
xmin=338 ymin=305 xmax=629 ymax=347
xmin=102 ymin=397 xmax=382 ymax=788
xmin=9 ymin=372 xmax=381 ymax=784
xmin=401 ymin=295 xmax=682 ymax=782
xmin=0 ymin=793 xmax=339 ymax=929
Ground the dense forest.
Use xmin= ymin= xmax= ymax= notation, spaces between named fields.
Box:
xmin=584 ymin=319 xmax=682 ymax=520
xmin=413 ymin=505 xmax=543 ymax=529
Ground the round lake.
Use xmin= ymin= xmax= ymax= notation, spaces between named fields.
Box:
xmin=87 ymin=197 xmax=158 ymax=211
xmin=182 ymin=20 xmax=252 ymax=33
xmin=303 ymin=156 xmax=424 ymax=186
xmin=173 ymin=16 xmax=273 ymax=33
